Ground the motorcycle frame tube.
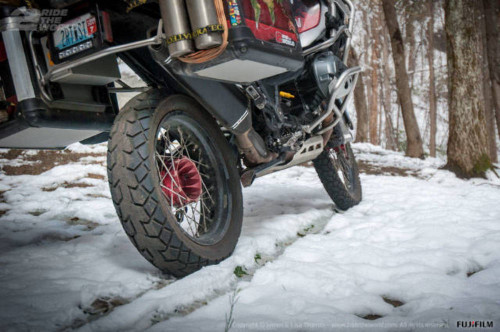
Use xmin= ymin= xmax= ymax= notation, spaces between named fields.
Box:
xmin=342 ymin=0 xmax=355 ymax=63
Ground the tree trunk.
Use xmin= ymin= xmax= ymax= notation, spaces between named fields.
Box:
xmin=363 ymin=28 xmax=373 ymax=142
xmin=479 ymin=1 xmax=498 ymax=163
xmin=381 ymin=16 xmax=396 ymax=150
xmin=370 ymin=43 xmax=379 ymax=145
xmin=380 ymin=77 xmax=396 ymax=150
xmin=348 ymin=48 xmax=370 ymax=143
xmin=381 ymin=0 xmax=424 ymax=158
xmin=405 ymin=8 xmax=416 ymax=87
xmin=427 ymin=0 xmax=438 ymax=157
xmin=396 ymin=103 xmax=401 ymax=151
xmin=369 ymin=3 xmax=382 ymax=145
xmin=483 ymin=0 xmax=500 ymax=140
xmin=445 ymin=0 xmax=491 ymax=178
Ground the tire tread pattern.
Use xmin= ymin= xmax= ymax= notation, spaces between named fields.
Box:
xmin=107 ymin=91 xmax=221 ymax=277
xmin=313 ymin=143 xmax=362 ymax=211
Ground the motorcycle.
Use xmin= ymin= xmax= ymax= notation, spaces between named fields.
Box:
xmin=0 ymin=0 xmax=362 ymax=277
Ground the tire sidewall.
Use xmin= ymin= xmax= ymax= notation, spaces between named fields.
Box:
xmin=314 ymin=141 xmax=362 ymax=210
xmin=345 ymin=143 xmax=362 ymax=201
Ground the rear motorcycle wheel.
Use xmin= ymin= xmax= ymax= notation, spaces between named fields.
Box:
xmin=313 ymin=132 xmax=362 ymax=210
xmin=108 ymin=91 xmax=243 ymax=277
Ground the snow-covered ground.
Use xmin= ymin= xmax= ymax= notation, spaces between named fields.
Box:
xmin=0 ymin=143 xmax=499 ymax=332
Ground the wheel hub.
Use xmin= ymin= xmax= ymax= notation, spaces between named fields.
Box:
xmin=160 ymin=157 xmax=202 ymax=207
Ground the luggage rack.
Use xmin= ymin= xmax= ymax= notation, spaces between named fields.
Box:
xmin=28 ymin=20 xmax=164 ymax=103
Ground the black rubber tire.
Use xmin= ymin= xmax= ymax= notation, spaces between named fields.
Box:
xmin=313 ymin=141 xmax=362 ymax=211
xmin=107 ymin=90 xmax=243 ymax=278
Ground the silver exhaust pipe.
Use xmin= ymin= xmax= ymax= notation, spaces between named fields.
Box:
xmin=159 ymin=0 xmax=194 ymax=58
xmin=1 ymin=26 xmax=36 ymax=102
xmin=186 ymin=0 xmax=223 ymax=50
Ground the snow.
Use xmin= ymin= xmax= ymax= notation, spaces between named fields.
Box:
xmin=353 ymin=143 xmax=445 ymax=170
xmin=154 ymin=169 xmax=500 ymax=332
xmin=64 ymin=142 xmax=108 ymax=154
xmin=0 ymin=144 xmax=499 ymax=331
xmin=117 ymin=61 xmax=148 ymax=109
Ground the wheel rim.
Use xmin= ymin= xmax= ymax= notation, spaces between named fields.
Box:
xmin=327 ymin=144 xmax=355 ymax=192
xmin=155 ymin=114 xmax=230 ymax=245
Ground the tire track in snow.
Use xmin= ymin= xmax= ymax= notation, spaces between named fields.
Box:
xmin=77 ymin=167 xmax=336 ymax=331
xmin=148 ymin=212 xmax=333 ymax=327
xmin=78 ymin=210 xmax=334 ymax=332
xmin=65 ymin=211 xmax=331 ymax=330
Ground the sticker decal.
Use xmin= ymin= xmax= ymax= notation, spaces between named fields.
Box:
xmin=275 ymin=31 xmax=295 ymax=47
xmin=228 ymin=0 xmax=242 ymax=26
xmin=86 ymin=16 xmax=97 ymax=35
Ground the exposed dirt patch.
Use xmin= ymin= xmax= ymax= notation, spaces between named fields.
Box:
xmin=360 ymin=314 xmax=383 ymax=320
xmin=87 ymin=173 xmax=105 ymax=180
xmin=67 ymin=217 xmax=99 ymax=231
xmin=1 ymin=150 xmax=104 ymax=176
xmin=0 ymin=191 xmax=5 ymax=203
xmin=42 ymin=182 xmax=93 ymax=192
xmin=300 ymin=158 xmax=420 ymax=178
xmin=86 ymin=194 xmax=108 ymax=199
xmin=153 ymin=278 xmax=175 ymax=290
xmin=382 ymin=297 xmax=404 ymax=308
xmin=69 ymin=296 xmax=130 ymax=329
xmin=62 ymin=182 xmax=93 ymax=189
xmin=38 ymin=234 xmax=81 ymax=243
xmin=0 ymin=210 xmax=7 ymax=217
xmin=0 ymin=150 xmax=24 ymax=160
xmin=467 ymin=268 xmax=483 ymax=277
xmin=29 ymin=210 xmax=47 ymax=217
xmin=357 ymin=160 xmax=418 ymax=177
xmin=83 ymin=297 xmax=129 ymax=316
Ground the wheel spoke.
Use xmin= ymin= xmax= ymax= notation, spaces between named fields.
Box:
xmin=155 ymin=152 xmax=183 ymax=190
xmin=328 ymin=147 xmax=354 ymax=190
xmin=155 ymin=119 xmax=223 ymax=244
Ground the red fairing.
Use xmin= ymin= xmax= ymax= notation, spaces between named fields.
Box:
xmin=293 ymin=0 xmax=321 ymax=33
xmin=244 ymin=18 xmax=298 ymax=44
xmin=241 ymin=0 xmax=298 ymax=44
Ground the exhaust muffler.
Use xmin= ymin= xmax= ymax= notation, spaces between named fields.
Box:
xmin=159 ymin=0 xmax=223 ymax=58
xmin=186 ymin=0 xmax=223 ymax=50
xmin=159 ymin=0 xmax=194 ymax=58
